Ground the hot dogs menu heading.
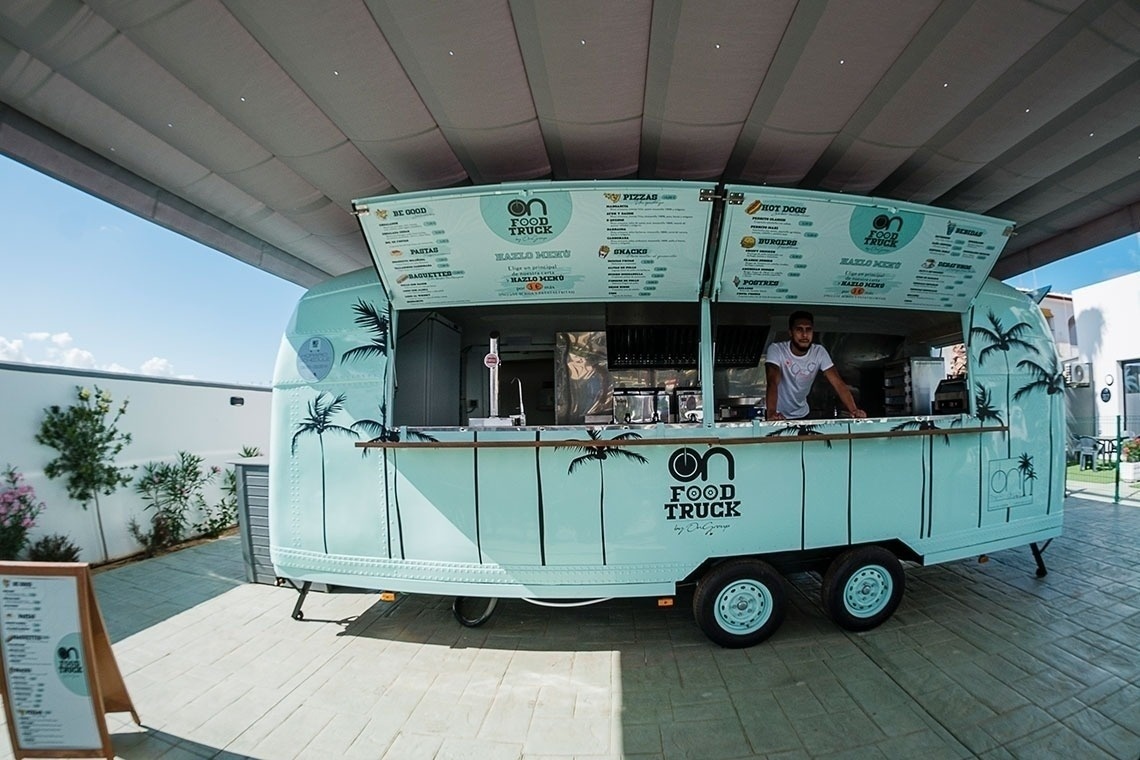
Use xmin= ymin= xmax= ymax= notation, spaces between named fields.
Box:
xmin=356 ymin=182 xmax=714 ymax=309
xmin=714 ymin=185 xmax=1011 ymax=311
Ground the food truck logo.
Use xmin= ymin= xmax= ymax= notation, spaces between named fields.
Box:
xmin=480 ymin=193 xmax=572 ymax=246
xmin=664 ymin=447 xmax=740 ymax=522
xmin=987 ymin=453 xmax=1036 ymax=510
xmin=54 ymin=634 xmax=89 ymax=696
xmin=849 ymin=207 xmax=922 ymax=254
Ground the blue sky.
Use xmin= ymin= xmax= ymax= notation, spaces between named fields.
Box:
xmin=2 ymin=155 xmax=1138 ymax=386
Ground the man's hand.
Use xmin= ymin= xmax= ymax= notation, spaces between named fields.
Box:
xmin=767 ymin=410 xmax=786 ymax=421
xmin=851 ymin=408 xmax=867 ymax=419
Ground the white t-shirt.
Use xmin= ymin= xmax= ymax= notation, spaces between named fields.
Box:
xmin=765 ymin=341 xmax=834 ymax=419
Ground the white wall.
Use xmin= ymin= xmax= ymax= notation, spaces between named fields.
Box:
xmin=0 ymin=361 xmax=270 ymax=563
xmin=1040 ymin=293 xmax=1077 ymax=362
xmin=1072 ymin=271 xmax=1140 ymax=435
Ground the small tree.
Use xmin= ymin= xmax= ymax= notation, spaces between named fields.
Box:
xmin=36 ymin=386 xmax=132 ymax=561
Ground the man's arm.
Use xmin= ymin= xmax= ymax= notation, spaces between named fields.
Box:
xmin=765 ymin=363 xmax=784 ymax=420
xmin=822 ymin=366 xmax=867 ymax=418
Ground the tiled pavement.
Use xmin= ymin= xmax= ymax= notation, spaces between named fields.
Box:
xmin=3 ymin=495 xmax=1139 ymax=759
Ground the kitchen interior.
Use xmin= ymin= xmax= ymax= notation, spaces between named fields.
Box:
xmin=390 ymin=301 xmax=968 ymax=429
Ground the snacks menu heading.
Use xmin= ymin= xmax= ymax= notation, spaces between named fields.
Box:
xmin=356 ymin=181 xmax=714 ymax=309
xmin=714 ymin=185 xmax=1012 ymax=311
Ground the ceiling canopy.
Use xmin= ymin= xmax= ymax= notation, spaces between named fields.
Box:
xmin=1 ymin=0 xmax=1137 ymax=289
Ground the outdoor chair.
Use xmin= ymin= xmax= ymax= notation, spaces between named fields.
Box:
xmin=1078 ymin=436 xmax=1098 ymax=470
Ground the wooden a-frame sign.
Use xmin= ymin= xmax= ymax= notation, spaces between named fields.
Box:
xmin=0 ymin=562 xmax=138 ymax=759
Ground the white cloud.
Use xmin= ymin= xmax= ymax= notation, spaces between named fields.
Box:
xmin=50 ymin=346 xmax=97 ymax=369
xmin=0 ymin=337 xmax=28 ymax=361
xmin=140 ymin=357 xmax=175 ymax=376
xmin=3 ymin=331 xmax=186 ymax=380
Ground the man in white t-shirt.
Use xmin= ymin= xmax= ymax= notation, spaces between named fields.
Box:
xmin=765 ymin=311 xmax=866 ymax=421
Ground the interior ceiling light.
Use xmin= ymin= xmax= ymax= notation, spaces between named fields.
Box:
xmin=580 ymin=39 xmax=586 ymax=45
xmin=839 ymin=59 xmax=845 ymax=64
xmin=942 ymin=82 xmax=949 ymax=87
xmin=333 ymin=70 xmax=339 ymax=76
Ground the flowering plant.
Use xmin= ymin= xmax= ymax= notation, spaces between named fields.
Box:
xmin=1122 ymin=437 xmax=1140 ymax=463
xmin=0 ymin=466 xmax=45 ymax=560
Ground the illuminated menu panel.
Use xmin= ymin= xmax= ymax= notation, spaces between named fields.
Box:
xmin=355 ymin=181 xmax=715 ymax=309
xmin=714 ymin=185 xmax=1012 ymax=311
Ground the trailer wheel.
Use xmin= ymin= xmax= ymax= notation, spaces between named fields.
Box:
xmin=821 ymin=546 xmax=904 ymax=632
xmin=693 ymin=559 xmax=785 ymax=648
xmin=452 ymin=597 xmax=498 ymax=627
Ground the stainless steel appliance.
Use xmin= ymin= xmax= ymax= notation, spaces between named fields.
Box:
xmin=674 ymin=388 xmax=702 ymax=422
xmin=613 ymin=387 xmax=669 ymax=424
xmin=933 ymin=377 xmax=968 ymax=413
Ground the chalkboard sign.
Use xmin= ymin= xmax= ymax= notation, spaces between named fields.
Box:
xmin=0 ymin=563 xmax=138 ymax=759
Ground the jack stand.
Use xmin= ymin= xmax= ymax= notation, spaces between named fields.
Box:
xmin=276 ymin=578 xmax=312 ymax=620
xmin=1029 ymin=540 xmax=1052 ymax=578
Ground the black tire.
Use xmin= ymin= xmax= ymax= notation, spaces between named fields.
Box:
xmin=821 ymin=546 xmax=904 ymax=632
xmin=693 ymin=559 xmax=785 ymax=648
xmin=452 ymin=597 xmax=499 ymax=627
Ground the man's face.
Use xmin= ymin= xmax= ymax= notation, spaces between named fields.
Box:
xmin=789 ymin=319 xmax=814 ymax=354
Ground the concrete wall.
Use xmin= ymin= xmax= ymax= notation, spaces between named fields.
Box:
xmin=1072 ymin=271 xmax=1140 ymax=435
xmin=0 ymin=361 xmax=270 ymax=563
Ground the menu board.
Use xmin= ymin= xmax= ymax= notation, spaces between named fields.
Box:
xmin=354 ymin=181 xmax=714 ymax=309
xmin=0 ymin=563 xmax=137 ymax=759
xmin=714 ymin=185 xmax=1012 ymax=311
xmin=0 ymin=573 xmax=100 ymax=750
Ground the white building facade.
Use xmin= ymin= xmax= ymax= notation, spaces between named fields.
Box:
xmin=1072 ymin=271 xmax=1140 ymax=436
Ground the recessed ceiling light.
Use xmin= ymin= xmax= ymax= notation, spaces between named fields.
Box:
xmin=1024 ymin=108 xmax=1030 ymax=113
xmin=942 ymin=82 xmax=949 ymax=88
xmin=167 ymin=123 xmax=173 ymax=128
xmin=1089 ymin=132 xmax=1095 ymax=137
xmin=240 ymin=96 xmax=246 ymax=102
xmin=333 ymin=70 xmax=339 ymax=76
xmin=715 ymin=43 xmax=721 ymax=49
xmin=839 ymin=59 xmax=845 ymax=64
xmin=448 ymin=51 xmax=454 ymax=56
xmin=580 ymin=39 xmax=586 ymax=45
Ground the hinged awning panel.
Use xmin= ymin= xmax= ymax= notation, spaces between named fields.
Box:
xmin=713 ymin=185 xmax=1013 ymax=312
xmin=354 ymin=181 xmax=714 ymax=310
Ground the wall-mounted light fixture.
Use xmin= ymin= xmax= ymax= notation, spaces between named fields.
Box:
xmin=230 ymin=396 xmax=244 ymax=406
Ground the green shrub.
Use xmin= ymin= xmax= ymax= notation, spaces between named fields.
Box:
xmin=27 ymin=534 xmax=81 ymax=563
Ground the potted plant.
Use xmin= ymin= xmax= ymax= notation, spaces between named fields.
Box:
xmin=1121 ymin=438 xmax=1140 ymax=482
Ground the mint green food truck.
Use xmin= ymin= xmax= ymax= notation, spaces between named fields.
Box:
xmin=269 ymin=181 xmax=1063 ymax=647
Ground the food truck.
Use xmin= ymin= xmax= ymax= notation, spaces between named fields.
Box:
xmin=269 ymin=181 xmax=1063 ymax=647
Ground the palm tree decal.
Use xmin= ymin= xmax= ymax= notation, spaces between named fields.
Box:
xmin=974 ymin=384 xmax=1004 ymax=528
xmin=891 ymin=420 xmax=941 ymax=537
xmin=342 ymin=300 xmax=389 ymax=363
xmin=766 ymin=423 xmax=833 ymax=547
xmin=291 ymin=392 xmax=359 ymax=552
xmin=558 ymin=430 xmax=648 ymax=564
xmin=351 ymin=402 xmax=438 ymax=453
xmin=1013 ymin=354 xmax=1064 ymax=512
xmin=970 ymin=309 xmax=1039 ymax=455
xmin=1017 ymin=453 xmax=1036 ymax=497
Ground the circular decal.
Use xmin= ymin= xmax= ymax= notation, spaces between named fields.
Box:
xmin=668 ymin=448 xmax=704 ymax=482
xmin=1100 ymin=387 xmax=1111 ymax=403
xmin=848 ymin=207 xmax=923 ymax=254
xmin=480 ymin=193 xmax=572 ymax=246
xmin=54 ymin=632 xmax=89 ymax=697
xmin=297 ymin=336 xmax=334 ymax=382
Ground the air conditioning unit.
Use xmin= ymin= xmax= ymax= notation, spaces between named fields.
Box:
xmin=1064 ymin=361 xmax=1091 ymax=387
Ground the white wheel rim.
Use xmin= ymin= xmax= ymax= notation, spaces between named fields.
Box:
xmin=714 ymin=580 xmax=773 ymax=634
xmin=843 ymin=564 xmax=893 ymax=618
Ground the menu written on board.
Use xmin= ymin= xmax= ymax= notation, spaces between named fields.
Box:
xmin=714 ymin=185 xmax=1012 ymax=312
xmin=354 ymin=181 xmax=715 ymax=309
xmin=0 ymin=574 xmax=102 ymax=750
